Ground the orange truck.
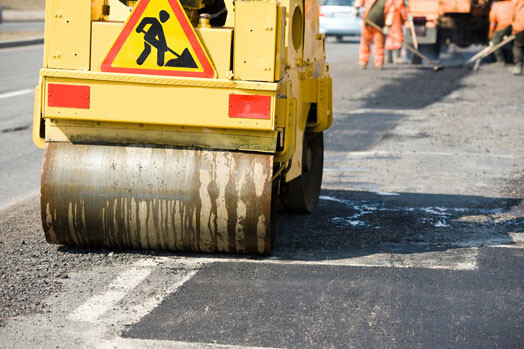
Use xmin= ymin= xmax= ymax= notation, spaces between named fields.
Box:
xmin=406 ymin=0 xmax=491 ymax=58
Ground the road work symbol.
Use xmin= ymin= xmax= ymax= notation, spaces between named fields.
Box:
xmin=101 ymin=0 xmax=216 ymax=78
xmin=135 ymin=10 xmax=197 ymax=68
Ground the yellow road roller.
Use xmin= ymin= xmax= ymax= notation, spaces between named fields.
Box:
xmin=33 ymin=0 xmax=332 ymax=254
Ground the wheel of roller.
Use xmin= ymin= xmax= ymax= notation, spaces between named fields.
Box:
xmin=282 ymin=131 xmax=324 ymax=213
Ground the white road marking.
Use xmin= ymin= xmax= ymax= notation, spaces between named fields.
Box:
xmin=98 ymin=338 xmax=282 ymax=349
xmin=100 ymin=264 xmax=199 ymax=327
xmin=326 ymin=150 xmax=519 ymax=160
xmin=0 ymin=88 xmax=33 ymax=100
xmin=368 ymin=188 xmax=399 ymax=196
xmin=76 ymin=258 xmax=283 ymax=348
xmin=170 ymin=251 xmax=479 ymax=270
xmin=490 ymin=232 xmax=524 ymax=249
xmin=68 ymin=259 xmax=160 ymax=322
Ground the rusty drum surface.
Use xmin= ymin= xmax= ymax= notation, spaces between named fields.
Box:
xmin=41 ymin=142 xmax=275 ymax=254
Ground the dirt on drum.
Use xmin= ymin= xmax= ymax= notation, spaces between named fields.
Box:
xmin=41 ymin=142 xmax=275 ymax=254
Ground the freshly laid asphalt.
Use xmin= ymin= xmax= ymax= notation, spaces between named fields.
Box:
xmin=125 ymin=247 xmax=523 ymax=348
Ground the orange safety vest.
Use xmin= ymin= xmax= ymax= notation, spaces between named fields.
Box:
xmin=385 ymin=0 xmax=407 ymax=49
xmin=489 ymin=1 xmax=514 ymax=38
xmin=513 ymin=0 xmax=524 ymax=33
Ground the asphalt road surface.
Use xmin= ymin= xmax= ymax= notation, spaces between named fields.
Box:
xmin=0 ymin=45 xmax=42 ymax=210
xmin=0 ymin=39 xmax=523 ymax=348
xmin=0 ymin=21 xmax=44 ymax=33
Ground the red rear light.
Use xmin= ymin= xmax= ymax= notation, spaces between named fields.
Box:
xmin=228 ymin=94 xmax=271 ymax=120
xmin=320 ymin=6 xmax=325 ymax=16
xmin=48 ymin=84 xmax=90 ymax=109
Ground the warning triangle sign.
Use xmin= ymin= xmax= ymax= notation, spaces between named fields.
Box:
xmin=101 ymin=0 xmax=216 ymax=78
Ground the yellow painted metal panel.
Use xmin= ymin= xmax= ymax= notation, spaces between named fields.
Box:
xmin=108 ymin=0 xmax=134 ymax=22
xmin=91 ymin=22 xmax=123 ymax=72
xmin=303 ymin=0 xmax=325 ymax=64
xmin=196 ymin=27 xmax=233 ymax=79
xmin=43 ymin=77 xmax=276 ymax=131
xmin=224 ymin=0 xmax=235 ymax=27
xmin=45 ymin=0 xmax=92 ymax=70
xmin=274 ymin=5 xmax=286 ymax=81
xmin=282 ymin=0 xmax=304 ymax=68
xmin=45 ymin=119 xmax=277 ymax=152
xmin=40 ymin=68 xmax=279 ymax=90
xmin=234 ymin=1 xmax=277 ymax=82
xmin=42 ymin=0 xmax=51 ymax=68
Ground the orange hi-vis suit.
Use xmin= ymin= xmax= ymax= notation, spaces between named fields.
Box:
xmin=488 ymin=0 xmax=513 ymax=39
xmin=385 ymin=0 xmax=407 ymax=51
xmin=512 ymin=0 xmax=524 ymax=34
xmin=356 ymin=0 xmax=394 ymax=67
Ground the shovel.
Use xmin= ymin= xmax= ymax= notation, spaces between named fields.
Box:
xmin=466 ymin=34 xmax=515 ymax=71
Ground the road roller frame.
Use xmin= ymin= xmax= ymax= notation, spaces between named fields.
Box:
xmin=33 ymin=0 xmax=333 ymax=254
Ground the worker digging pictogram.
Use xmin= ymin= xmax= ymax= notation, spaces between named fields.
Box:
xmin=135 ymin=10 xmax=197 ymax=68
xmin=101 ymin=0 xmax=215 ymax=78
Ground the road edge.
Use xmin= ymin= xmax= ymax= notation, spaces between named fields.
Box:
xmin=0 ymin=38 xmax=44 ymax=49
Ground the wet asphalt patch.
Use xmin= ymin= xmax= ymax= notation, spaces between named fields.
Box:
xmin=271 ymin=189 xmax=521 ymax=261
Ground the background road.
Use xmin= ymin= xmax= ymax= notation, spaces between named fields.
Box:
xmin=0 ymin=45 xmax=42 ymax=210
xmin=0 ymin=21 xmax=44 ymax=33
xmin=0 ymin=39 xmax=523 ymax=348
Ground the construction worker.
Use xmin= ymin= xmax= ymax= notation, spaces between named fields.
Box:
xmin=511 ymin=0 xmax=524 ymax=74
xmin=385 ymin=0 xmax=408 ymax=64
xmin=355 ymin=0 xmax=393 ymax=69
xmin=488 ymin=0 xmax=513 ymax=65
xmin=136 ymin=11 xmax=171 ymax=67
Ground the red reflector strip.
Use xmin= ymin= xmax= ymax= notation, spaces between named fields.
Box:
xmin=48 ymin=84 xmax=90 ymax=109
xmin=228 ymin=94 xmax=271 ymax=120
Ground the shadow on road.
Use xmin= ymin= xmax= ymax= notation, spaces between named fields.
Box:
xmin=325 ymin=112 xmax=404 ymax=151
xmin=361 ymin=65 xmax=471 ymax=110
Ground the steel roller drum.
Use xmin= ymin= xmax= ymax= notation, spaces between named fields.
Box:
xmin=41 ymin=142 xmax=275 ymax=254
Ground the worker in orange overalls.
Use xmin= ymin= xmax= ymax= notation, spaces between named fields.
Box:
xmin=385 ymin=0 xmax=408 ymax=64
xmin=511 ymin=0 xmax=524 ymax=74
xmin=488 ymin=0 xmax=513 ymax=65
xmin=355 ymin=0 xmax=393 ymax=69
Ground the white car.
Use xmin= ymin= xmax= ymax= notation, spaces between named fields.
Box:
xmin=319 ymin=0 xmax=361 ymax=42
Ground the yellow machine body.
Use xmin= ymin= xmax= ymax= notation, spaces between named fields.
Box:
xmin=33 ymin=0 xmax=333 ymax=254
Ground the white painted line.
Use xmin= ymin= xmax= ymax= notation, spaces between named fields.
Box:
xmin=98 ymin=338 xmax=282 ymax=349
xmin=94 ymin=260 xmax=277 ymax=349
xmin=368 ymin=188 xmax=399 ymax=196
xmin=68 ymin=259 xmax=158 ymax=322
xmin=0 ymin=88 xmax=33 ymax=100
xmin=490 ymin=233 xmax=524 ymax=249
xmin=346 ymin=108 xmax=411 ymax=115
xmin=171 ymin=250 xmax=479 ymax=270
xmin=325 ymin=150 xmax=518 ymax=160
xmin=101 ymin=266 xmax=200 ymax=327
